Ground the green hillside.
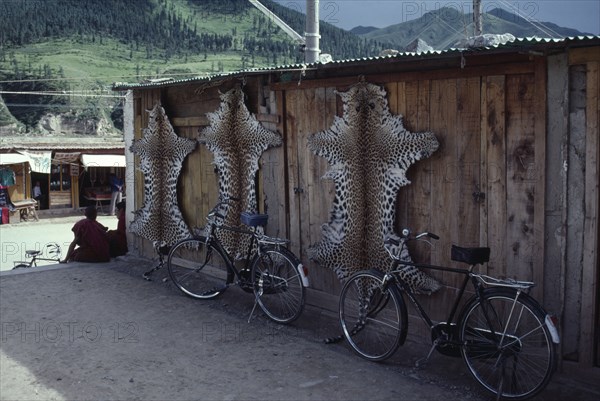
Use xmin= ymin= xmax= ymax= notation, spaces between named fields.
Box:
xmin=0 ymin=0 xmax=384 ymax=134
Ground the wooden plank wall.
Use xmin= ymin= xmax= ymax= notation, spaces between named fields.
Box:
xmin=130 ymin=79 xmax=288 ymax=260
xmin=129 ymin=46 xmax=599 ymax=371
xmin=569 ymin=47 xmax=600 ymax=369
xmin=581 ymin=58 xmax=599 ymax=368
xmin=276 ymin=66 xmax=547 ymax=332
xmin=284 ymin=87 xmax=338 ymax=298
xmin=131 ymin=88 xmax=165 ymax=257
xmin=129 ymin=66 xmax=549 ymax=317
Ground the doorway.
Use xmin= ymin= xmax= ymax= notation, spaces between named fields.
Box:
xmin=31 ymin=172 xmax=49 ymax=210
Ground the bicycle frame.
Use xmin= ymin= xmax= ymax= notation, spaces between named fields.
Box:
xmin=340 ymin=232 xmax=558 ymax=399
xmin=200 ymin=198 xmax=296 ymax=284
xmin=201 ymin=221 xmax=260 ymax=283
xmin=383 ymin=254 xmax=542 ymax=357
xmin=168 ymin=200 xmax=308 ymax=324
xmin=384 ymin=258 xmax=476 ymax=332
xmin=13 ymin=243 xmax=62 ymax=268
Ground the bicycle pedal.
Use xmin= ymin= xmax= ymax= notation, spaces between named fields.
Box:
xmin=324 ymin=335 xmax=344 ymax=344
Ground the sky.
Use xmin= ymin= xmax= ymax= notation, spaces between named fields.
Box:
xmin=274 ymin=0 xmax=600 ymax=35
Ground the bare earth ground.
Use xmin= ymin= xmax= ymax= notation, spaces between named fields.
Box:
xmin=0 ymin=218 xmax=599 ymax=400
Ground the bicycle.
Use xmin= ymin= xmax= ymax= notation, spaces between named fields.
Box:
xmin=338 ymin=228 xmax=560 ymax=400
xmin=12 ymin=242 xmax=62 ymax=269
xmin=167 ymin=198 xmax=309 ymax=324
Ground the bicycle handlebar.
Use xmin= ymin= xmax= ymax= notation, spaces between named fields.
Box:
xmin=419 ymin=232 xmax=440 ymax=240
xmin=385 ymin=229 xmax=439 ymax=246
xmin=207 ymin=197 xmax=241 ymax=220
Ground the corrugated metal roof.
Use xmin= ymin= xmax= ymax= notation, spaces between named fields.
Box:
xmin=112 ymin=36 xmax=600 ymax=91
xmin=0 ymin=137 xmax=125 ymax=151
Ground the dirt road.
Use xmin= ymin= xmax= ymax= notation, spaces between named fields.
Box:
xmin=1 ymin=217 xmax=598 ymax=400
xmin=1 ymin=258 xmax=480 ymax=401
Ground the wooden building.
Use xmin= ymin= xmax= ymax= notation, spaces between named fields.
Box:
xmin=0 ymin=138 xmax=125 ymax=212
xmin=115 ymin=36 xmax=599 ymax=379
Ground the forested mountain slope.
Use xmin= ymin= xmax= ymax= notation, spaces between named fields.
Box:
xmin=0 ymin=0 xmax=383 ymax=135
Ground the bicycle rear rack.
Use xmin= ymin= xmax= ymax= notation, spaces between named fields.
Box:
xmin=472 ymin=274 xmax=535 ymax=290
xmin=257 ymin=235 xmax=289 ymax=246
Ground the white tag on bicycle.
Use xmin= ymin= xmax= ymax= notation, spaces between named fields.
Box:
xmin=545 ymin=315 xmax=560 ymax=344
xmin=297 ymin=263 xmax=309 ymax=287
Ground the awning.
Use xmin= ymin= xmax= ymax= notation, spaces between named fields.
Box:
xmin=81 ymin=154 xmax=126 ymax=168
xmin=53 ymin=152 xmax=81 ymax=164
xmin=0 ymin=153 xmax=30 ymax=165
xmin=17 ymin=150 xmax=52 ymax=173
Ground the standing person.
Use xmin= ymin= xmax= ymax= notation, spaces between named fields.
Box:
xmin=32 ymin=181 xmax=43 ymax=208
xmin=107 ymin=200 xmax=128 ymax=257
xmin=109 ymin=173 xmax=123 ymax=216
xmin=33 ymin=181 xmax=42 ymax=200
xmin=61 ymin=205 xmax=110 ymax=263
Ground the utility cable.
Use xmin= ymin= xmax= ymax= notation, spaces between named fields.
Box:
xmin=0 ymin=90 xmax=123 ymax=98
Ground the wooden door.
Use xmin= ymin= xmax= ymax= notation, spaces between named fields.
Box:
xmin=284 ymin=87 xmax=337 ymax=294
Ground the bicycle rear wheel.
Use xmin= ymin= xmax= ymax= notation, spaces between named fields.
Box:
xmin=250 ymin=246 xmax=305 ymax=324
xmin=339 ymin=269 xmax=407 ymax=361
xmin=459 ymin=288 xmax=556 ymax=400
xmin=167 ymin=237 xmax=231 ymax=299
xmin=12 ymin=264 xmax=29 ymax=270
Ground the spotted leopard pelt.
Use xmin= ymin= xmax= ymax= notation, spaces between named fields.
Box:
xmin=198 ymin=87 xmax=282 ymax=259
xmin=129 ymin=102 xmax=197 ymax=248
xmin=308 ymin=82 xmax=441 ymax=294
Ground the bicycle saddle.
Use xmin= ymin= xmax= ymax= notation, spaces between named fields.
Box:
xmin=451 ymin=245 xmax=490 ymax=265
xmin=25 ymin=250 xmax=42 ymax=257
xmin=240 ymin=212 xmax=268 ymax=227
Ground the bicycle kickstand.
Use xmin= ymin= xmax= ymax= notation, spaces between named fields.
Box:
xmin=143 ymin=251 xmax=165 ymax=281
xmin=415 ymin=339 xmax=439 ymax=368
xmin=247 ymin=294 xmax=261 ymax=323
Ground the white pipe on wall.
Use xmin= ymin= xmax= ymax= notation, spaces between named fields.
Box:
xmin=305 ymin=0 xmax=320 ymax=63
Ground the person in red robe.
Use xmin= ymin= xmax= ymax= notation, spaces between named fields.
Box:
xmin=107 ymin=200 xmax=128 ymax=257
xmin=61 ymin=206 xmax=110 ymax=263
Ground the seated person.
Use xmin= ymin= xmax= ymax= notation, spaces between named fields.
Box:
xmin=61 ymin=206 xmax=110 ymax=263
xmin=107 ymin=200 xmax=128 ymax=257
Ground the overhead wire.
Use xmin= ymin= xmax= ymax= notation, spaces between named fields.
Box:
xmin=0 ymin=70 xmax=213 ymax=85
xmin=2 ymin=103 xmax=123 ymax=108
xmin=0 ymin=90 xmax=123 ymax=98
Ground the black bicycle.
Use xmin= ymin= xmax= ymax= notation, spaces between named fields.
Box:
xmin=339 ymin=229 xmax=559 ymax=400
xmin=12 ymin=242 xmax=62 ymax=269
xmin=167 ymin=198 xmax=308 ymax=324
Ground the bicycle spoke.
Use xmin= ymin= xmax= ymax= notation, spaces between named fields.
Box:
xmin=167 ymin=238 xmax=230 ymax=299
xmin=460 ymin=289 xmax=555 ymax=400
xmin=251 ymin=247 xmax=305 ymax=324
xmin=339 ymin=270 xmax=406 ymax=361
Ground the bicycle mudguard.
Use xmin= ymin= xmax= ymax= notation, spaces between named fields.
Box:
xmin=451 ymin=245 xmax=490 ymax=265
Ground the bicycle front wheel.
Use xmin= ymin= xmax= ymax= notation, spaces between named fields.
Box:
xmin=459 ymin=288 xmax=556 ymax=400
xmin=250 ymin=246 xmax=305 ymax=324
xmin=167 ymin=237 xmax=231 ymax=299
xmin=339 ymin=269 xmax=407 ymax=361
